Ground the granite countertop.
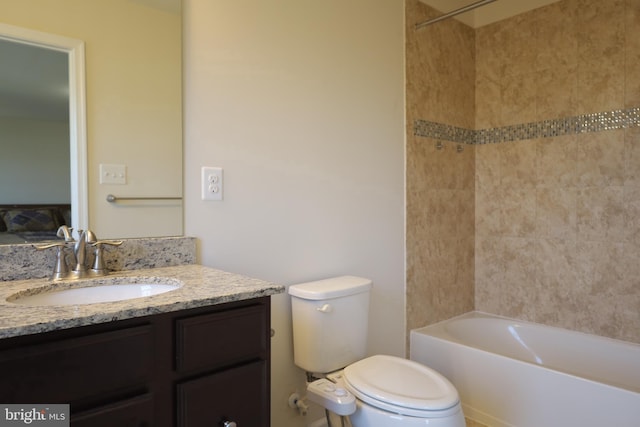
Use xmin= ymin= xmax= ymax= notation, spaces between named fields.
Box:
xmin=0 ymin=264 xmax=284 ymax=339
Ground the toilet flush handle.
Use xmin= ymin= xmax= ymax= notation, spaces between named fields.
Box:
xmin=317 ymin=304 xmax=333 ymax=313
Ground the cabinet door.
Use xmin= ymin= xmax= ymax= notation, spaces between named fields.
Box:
xmin=177 ymin=360 xmax=268 ymax=427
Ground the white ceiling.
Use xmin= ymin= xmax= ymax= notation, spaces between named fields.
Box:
xmin=419 ymin=0 xmax=561 ymax=28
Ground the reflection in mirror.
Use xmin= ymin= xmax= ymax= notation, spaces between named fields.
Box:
xmin=0 ymin=23 xmax=87 ymax=245
xmin=0 ymin=40 xmax=70 ymax=244
xmin=1 ymin=0 xmax=182 ymax=244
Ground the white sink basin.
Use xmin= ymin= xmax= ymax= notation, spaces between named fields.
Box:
xmin=8 ymin=279 xmax=182 ymax=306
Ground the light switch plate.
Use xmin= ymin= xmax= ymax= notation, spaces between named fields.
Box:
xmin=100 ymin=164 xmax=126 ymax=184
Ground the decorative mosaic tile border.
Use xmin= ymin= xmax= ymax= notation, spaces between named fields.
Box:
xmin=414 ymin=106 xmax=640 ymax=145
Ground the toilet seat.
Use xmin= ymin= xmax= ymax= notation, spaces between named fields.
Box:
xmin=342 ymin=355 xmax=460 ymax=418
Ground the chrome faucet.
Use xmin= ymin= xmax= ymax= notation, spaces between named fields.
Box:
xmin=73 ymin=229 xmax=88 ymax=274
xmin=35 ymin=227 xmax=122 ymax=281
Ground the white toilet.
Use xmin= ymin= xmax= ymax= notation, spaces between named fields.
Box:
xmin=289 ymin=276 xmax=466 ymax=427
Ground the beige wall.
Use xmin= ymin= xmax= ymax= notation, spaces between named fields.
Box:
xmin=407 ymin=0 xmax=640 ymax=344
xmin=1 ymin=0 xmax=182 ymax=238
xmin=182 ymin=1 xmax=406 ymax=426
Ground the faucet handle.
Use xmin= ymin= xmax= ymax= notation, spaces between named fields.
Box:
xmin=34 ymin=242 xmax=66 ymax=251
xmin=56 ymin=225 xmax=74 ymax=242
xmin=34 ymin=242 xmax=69 ymax=281
xmin=90 ymin=240 xmax=123 ymax=275
xmin=85 ymin=229 xmax=98 ymax=244
xmin=95 ymin=240 xmax=123 ymax=247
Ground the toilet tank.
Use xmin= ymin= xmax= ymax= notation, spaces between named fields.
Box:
xmin=288 ymin=276 xmax=372 ymax=374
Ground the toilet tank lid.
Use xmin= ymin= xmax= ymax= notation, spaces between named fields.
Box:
xmin=288 ymin=276 xmax=372 ymax=300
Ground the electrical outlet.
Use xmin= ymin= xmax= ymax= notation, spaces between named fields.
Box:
xmin=201 ymin=167 xmax=223 ymax=201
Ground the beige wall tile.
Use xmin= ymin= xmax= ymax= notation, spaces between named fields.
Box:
xmin=408 ymin=0 xmax=640 ymax=345
xmin=500 ymin=12 xmax=537 ymax=78
xmin=535 ymin=0 xmax=579 ymax=71
xmin=500 ymin=187 xmax=537 ymax=238
xmin=500 ymin=141 xmax=536 ymax=188
xmin=408 ymin=0 xmax=475 ymax=128
xmin=536 ymin=187 xmax=578 ymax=239
xmin=624 ymin=127 xmax=640 ymax=186
xmin=577 ymin=55 xmax=625 ymax=114
xmin=576 ymin=240 xmax=626 ymax=297
xmin=407 ymin=137 xmax=456 ymax=191
xmin=536 ymin=65 xmax=578 ymax=120
xmin=476 ymin=78 xmax=501 ymax=129
xmin=536 ymin=135 xmax=578 ymax=188
xmin=475 ymin=182 xmax=502 ymax=237
xmin=577 ymin=0 xmax=625 ymax=113
xmin=576 ymin=130 xmax=625 ymax=187
xmin=577 ymin=186 xmax=625 ymax=241
xmin=535 ymin=238 xmax=579 ymax=308
xmin=501 ymin=237 xmax=537 ymax=317
xmin=476 ymin=21 xmax=506 ymax=83
xmin=578 ymin=0 xmax=625 ymax=61
xmin=623 ymin=185 xmax=640 ymax=243
xmin=471 ymin=0 xmax=638 ymax=342
xmin=475 ymin=143 xmax=501 ymax=189
xmin=405 ymin=0 xmax=475 ymax=340
xmin=626 ymin=0 xmax=640 ymax=106
xmin=475 ymin=237 xmax=505 ymax=313
xmin=500 ymin=72 xmax=537 ymax=126
xmin=458 ymin=144 xmax=476 ymax=190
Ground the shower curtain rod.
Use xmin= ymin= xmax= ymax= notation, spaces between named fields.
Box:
xmin=415 ymin=0 xmax=497 ymax=30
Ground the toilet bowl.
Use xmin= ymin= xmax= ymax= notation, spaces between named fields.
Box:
xmin=289 ymin=276 xmax=466 ymax=427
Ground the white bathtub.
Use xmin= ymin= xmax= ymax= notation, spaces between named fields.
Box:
xmin=410 ymin=311 xmax=640 ymax=427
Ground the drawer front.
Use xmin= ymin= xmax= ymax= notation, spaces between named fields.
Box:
xmin=0 ymin=325 xmax=153 ymax=405
xmin=72 ymin=393 xmax=153 ymax=427
xmin=176 ymin=304 xmax=267 ymax=373
xmin=176 ymin=360 xmax=268 ymax=427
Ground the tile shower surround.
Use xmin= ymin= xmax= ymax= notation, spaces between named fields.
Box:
xmin=406 ymin=0 xmax=640 ymax=346
xmin=414 ymin=106 xmax=640 ymax=145
xmin=411 ymin=108 xmax=640 ymax=344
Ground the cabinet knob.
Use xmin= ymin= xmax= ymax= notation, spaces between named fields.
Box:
xmin=222 ymin=421 xmax=237 ymax=427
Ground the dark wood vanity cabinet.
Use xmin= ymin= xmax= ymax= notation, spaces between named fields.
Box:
xmin=0 ymin=297 xmax=271 ymax=427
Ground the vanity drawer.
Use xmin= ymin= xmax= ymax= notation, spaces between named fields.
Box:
xmin=72 ymin=393 xmax=153 ymax=427
xmin=0 ymin=325 xmax=153 ymax=405
xmin=176 ymin=360 xmax=268 ymax=427
xmin=175 ymin=304 xmax=267 ymax=373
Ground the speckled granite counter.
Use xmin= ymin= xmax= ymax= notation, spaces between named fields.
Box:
xmin=0 ymin=236 xmax=197 ymax=282
xmin=0 ymin=264 xmax=284 ymax=339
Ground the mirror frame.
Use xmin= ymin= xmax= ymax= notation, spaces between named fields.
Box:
xmin=0 ymin=23 xmax=87 ymax=230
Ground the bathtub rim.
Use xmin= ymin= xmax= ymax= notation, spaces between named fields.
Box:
xmin=413 ymin=310 xmax=640 ymax=350
xmin=410 ymin=310 xmax=640 ymax=394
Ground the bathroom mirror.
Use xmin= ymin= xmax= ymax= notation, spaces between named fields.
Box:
xmin=0 ymin=24 xmax=86 ymax=245
xmin=0 ymin=0 xmax=182 ymax=243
